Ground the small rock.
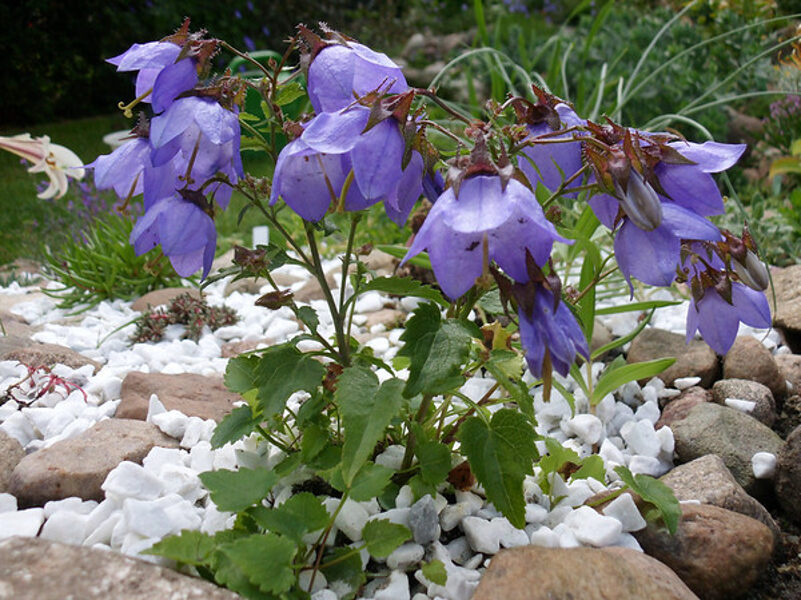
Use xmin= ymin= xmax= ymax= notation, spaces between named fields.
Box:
xmin=655 ymin=387 xmax=711 ymax=430
xmin=130 ymin=288 xmax=201 ymax=312
xmin=373 ymin=570 xmax=410 ymax=600
xmin=602 ymin=492 xmax=647 ymax=532
xmin=752 ymin=452 xmax=776 ymax=479
xmin=670 ymin=402 xmax=784 ymax=497
xmin=769 ymin=265 xmax=801 ymax=352
xmin=775 ymin=353 xmax=801 ymax=395
xmin=566 ymin=413 xmax=603 ymax=445
xmin=0 ymin=508 xmax=44 ymax=540
xmin=8 ymin=419 xmax=178 ymax=506
xmin=775 ymin=424 xmax=801 ymax=524
xmin=473 ymin=546 xmax=700 ymax=600
xmin=364 ymin=308 xmax=405 ymax=329
xmin=711 ymin=379 xmax=776 ymax=427
xmin=563 ymin=506 xmax=623 ymax=547
xmin=117 ymin=372 xmax=241 ymax=422
xmin=633 ymin=503 xmax=773 ymax=600
xmin=334 ymin=498 xmax=369 ymax=542
xmin=627 ymin=328 xmax=718 ymax=387
xmin=722 ymin=336 xmax=785 ymax=399
xmin=0 ymin=430 xmax=24 ymax=493
xmin=409 ymin=495 xmax=439 ymax=545
xmin=0 ymin=536 xmax=242 ymax=599
xmin=462 ymin=516 xmax=502 ymax=555
xmin=387 ymin=542 xmax=424 ymax=570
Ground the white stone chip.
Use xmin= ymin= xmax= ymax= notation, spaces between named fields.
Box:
xmin=566 ymin=413 xmax=603 ymax=445
xmin=0 ymin=508 xmax=45 ymax=539
xmin=529 ymin=525 xmax=559 ymax=547
xmin=752 ymin=452 xmax=777 ymax=479
xmin=462 ymin=516 xmax=502 ymax=555
xmin=151 ymin=410 xmax=190 ymax=439
xmin=40 ymin=510 xmax=89 ymax=545
xmin=0 ymin=493 xmax=17 ymax=513
xmin=374 ymin=570 xmax=411 ymax=600
xmin=602 ymin=493 xmax=647 ymax=532
xmin=145 ymin=394 xmax=167 ymax=421
xmin=387 ymin=542 xmax=424 ymax=570
xmin=673 ymin=377 xmax=701 ymax=390
xmin=620 ymin=419 xmax=661 ymax=458
xmin=564 ymin=506 xmax=623 ymax=547
xmin=102 ymin=461 xmax=165 ymax=501
xmin=334 ymin=498 xmax=369 ymax=542
xmin=725 ymin=398 xmax=756 ymax=414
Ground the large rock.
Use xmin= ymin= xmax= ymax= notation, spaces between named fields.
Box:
xmin=117 ymin=372 xmax=241 ymax=422
xmin=711 ymin=379 xmax=776 ymax=427
xmin=722 ymin=336 xmax=785 ymax=399
xmin=655 ymin=387 xmax=711 ymax=430
xmin=775 ymin=424 xmax=801 ymax=524
xmin=473 ymin=546 xmax=699 ymax=600
xmin=0 ymin=430 xmax=24 ymax=493
xmin=8 ymin=418 xmax=177 ymax=506
xmin=634 ymin=504 xmax=773 ymax=600
xmin=0 ymin=340 xmax=101 ymax=373
xmin=627 ymin=328 xmax=718 ymax=387
xmin=770 ymin=264 xmax=801 ymax=352
xmin=670 ymin=402 xmax=784 ymax=496
xmin=660 ymin=455 xmax=780 ymax=547
xmin=775 ymin=354 xmax=801 ymax=396
xmin=0 ymin=536 xmax=241 ymax=600
xmin=130 ymin=287 xmax=201 ymax=312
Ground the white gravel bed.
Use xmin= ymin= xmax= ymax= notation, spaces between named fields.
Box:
xmin=0 ymin=262 xmax=782 ymax=600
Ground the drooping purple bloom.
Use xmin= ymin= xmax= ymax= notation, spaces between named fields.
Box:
xmin=307 ymin=42 xmax=408 ymax=113
xmin=517 ymin=285 xmax=589 ymax=377
xmin=518 ymin=103 xmax=585 ymax=196
xmin=270 ymin=106 xmax=422 ymax=225
xmin=402 ymin=175 xmax=568 ymax=299
xmin=88 ymin=137 xmax=151 ymax=199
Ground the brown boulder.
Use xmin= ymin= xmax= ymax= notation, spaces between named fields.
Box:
xmin=627 ymin=328 xmax=718 ymax=387
xmin=775 ymin=424 xmax=801 ymax=524
xmin=660 ymin=455 xmax=780 ymax=547
xmin=117 ymin=371 xmax=241 ymax=422
xmin=130 ymin=287 xmax=201 ymax=312
xmin=722 ymin=336 xmax=785 ymax=399
xmin=0 ymin=537 xmax=241 ymax=600
xmin=711 ymin=379 xmax=776 ymax=427
xmin=775 ymin=353 xmax=801 ymax=396
xmin=8 ymin=418 xmax=177 ymax=506
xmin=634 ymin=504 xmax=773 ymax=600
xmin=770 ymin=264 xmax=801 ymax=352
xmin=0 ymin=340 xmax=101 ymax=373
xmin=0 ymin=430 xmax=24 ymax=493
xmin=655 ymin=387 xmax=711 ymax=430
xmin=473 ymin=546 xmax=699 ymax=600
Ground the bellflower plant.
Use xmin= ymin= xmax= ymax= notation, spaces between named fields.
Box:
xmin=81 ymin=21 xmax=773 ymax=599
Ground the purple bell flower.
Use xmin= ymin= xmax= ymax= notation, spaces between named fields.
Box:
xmin=402 ymin=175 xmax=568 ymax=300
xmin=518 ymin=103 xmax=585 ymax=196
xmin=270 ymin=106 xmax=422 ymax=225
xmin=89 ymin=137 xmax=151 ymax=199
xmin=307 ymin=42 xmax=408 ymax=113
xmin=517 ymin=285 xmax=589 ymax=377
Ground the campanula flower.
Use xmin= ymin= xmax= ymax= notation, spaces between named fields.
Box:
xmin=307 ymin=42 xmax=408 ymax=113
xmin=517 ymin=284 xmax=589 ymax=377
xmin=0 ymin=134 xmax=85 ymax=199
xmin=402 ymin=175 xmax=568 ymax=299
xmin=89 ymin=137 xmax=150 ymax=200
xmin=271 ymin=105 xmax=422 ymax=225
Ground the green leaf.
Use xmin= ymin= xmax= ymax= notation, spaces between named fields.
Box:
xmin=216 ymin=533 xmax=297 ymax=595
xmin=591 ymin=308 xmax=656 ymax=360
xmin=614 ymin=466 xmax=681 ymax=535
xmin=572 ymin=455 xmax=606 ymax=483
xmin=296 ymin=305 xmax=319 ymax=332
xmin=538 ymin=437 xmax=581 ymax=494
xmin=415 ymin=437 xmax=452 ymax=487
xmin=200 ymin=468 xmax=279 ymax=512
xmin=348 ymin=462 xmax=395 ymax=501
xmin=211 ymin=405 xmax=261 ymax=449
xmin=224 ymin=355 xmax=260 ymax=394
xmin=399 ymin=303 xmax=474 ymax=398
xmin=320 ymin=546 xmax=366 ymax=592
xmin=477 ymin=288 xmax=504 ymax=314
xmin=144 ymin=530 xmax=215 ymax=565
xmin=591 ymin=357 xmax=676 ymax=405
xmin=300 ymin=423 xmax=329 ymax=463
xmin=594 ymin=300 xmax=682 ymax=315
xmin=358 ymin=276 xmax=448 ymax=308
xmin=376 ymin=244 xmax=432 ymax=270
xmin=362 ymin=520 xmax=411 ymax=558
xmin=254 ymin=345 xmax=326 ymax=418
xmin=459 ymin=409 xmax=538 ymax=528
xmin=769 ymin=156 xmax=801 ymax=178
xmin=274 ymin=81 xmax=306 ymax=106
xmin=251 ymin=492 xmax=329 ymax=542
xmin=421 ymin=560 xmax=448 ymax=586
xmin=337 ymin=366 xmax=404 ymax=485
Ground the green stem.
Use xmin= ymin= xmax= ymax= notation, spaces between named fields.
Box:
xmin=307 ymin=490 xmax=350 ymax=592
xmin=339 ymin=213 xmax=361 ymax=316
xmin=400 ymin=394 xmax=435 ymax=472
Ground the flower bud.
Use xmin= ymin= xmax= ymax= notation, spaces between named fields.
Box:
xmin=255 ymin=289 xmax=294 ymax=309
xmin=733 ymin=250 xmax=769 ymax=291
xmin=615 ymin=169 xmax=662 ymax=231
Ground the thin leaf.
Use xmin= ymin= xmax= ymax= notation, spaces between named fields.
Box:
xmin=591 ymin=358 xmax=676 ymax=405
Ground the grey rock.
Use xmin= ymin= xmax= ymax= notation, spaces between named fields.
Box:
xmin=409 ymin=495 xmax=439 ymax=545
xmin=711 ymin=379 xmax=776 ymax=427
xmin=722 ymin=336 xmax=785 ymax=399
xmin=634 ymin=504 xmax=773 ymax=600
xmin=223 ymin=277 xmax=264 ymax=296
xmin=775 ymin=424 xmax=801 ymax=524
xmin=627 ymin=328 xmax=718 ymax=387
xmin=0 ymin=536 xmax=241 ymax=599
xmin=8 ymin=418 xmax=178 ymax=507
xmin=770 ymin=265 xmax=801 ymax=352
xmin=473 ymin=546 xmax=699 ymax=600
xmin=671 ymin=403 xmax=784 ymax=497
xmin=0 ymin=430 xmax=24 ymax=493
xmin=775 ymin=353 xmax=801 ymax=396
xmin=660 ymin=455 xmax=780 ymax=548
xmin=655 ymin=387 xmax=711 ymax=430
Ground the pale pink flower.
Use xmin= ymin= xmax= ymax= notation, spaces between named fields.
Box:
xmin=0 ymin=133 xmax=84 ymax=199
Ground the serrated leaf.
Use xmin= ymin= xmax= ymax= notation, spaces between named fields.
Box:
xmin=300 ymin=423 xmax=329 ymax=462
xmin=591 ymin=358 xmax=676 ymax=405
xmin=477 ymin=288 xmax=503 ymax=314
xmin=255 ymin=345 xmax=326 ymax=418
xmin=614 ymin=466 xmax=681 ymax=535
xmin=200 ymin=468 xmax=279 ymax=512
xmin=459 ymin=409 xmax=538 ymax=528
xmin=320 ymin=546 xmax=366 ymax=591
xmin=362 ymin=520 xmax=411 ymax=558
xmin=216 ymin=533 xmax=297 ymax=595
xmin=348 ymin=462 xmax=394 ymax=501
xmin=251 ymin=492 xmax=329 ymax=541
xmin=225 ymin=355 xmax=259 ymax=393
xmin=297 ymin=305 xmax=319 ymax=332
xmin=274 ymin=81 xmax=306 ymax=106
xmin=538 ymin=437 xmax=581 ymax=494
xmin=337 ymin=366 xmax=404 ymax=485
xmin=572 ymin=455 xmax=605 ymax=483
xmin=399 ymin=303 xmax=474 ymax=398
xmin=421 ymin=560 xmax=448 ymax=586
xmin=415 ymin=438 xmax=452 ymax=487
xmin=211 ymin=405 xmax=261 ymax=449
xmin=358 ymin=276 xmax=448 ymax=307
xmin=144 ymin=529 xmax=215 ymax=565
